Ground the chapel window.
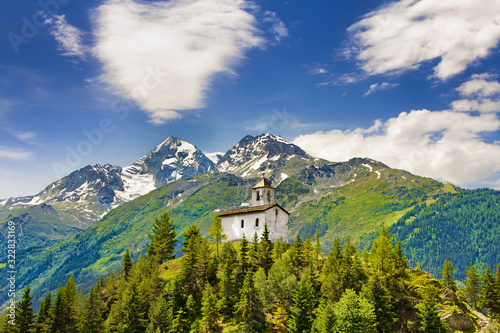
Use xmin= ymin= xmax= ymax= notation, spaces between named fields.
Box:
xmin=255 ymin=218 xmax=259 ymax=227
xmin=241 ymin=219 xmax=244 ymax=228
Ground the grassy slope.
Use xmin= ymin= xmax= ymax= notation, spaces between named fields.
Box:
xmin=0 ymin=158 xmax=452 ymax=307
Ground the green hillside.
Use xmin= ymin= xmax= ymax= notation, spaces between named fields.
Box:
xmin=4 ymin=226 xmax=494 ymax=332
xmin=389 ymin=188 xmax=500 ymax=279
xmin=0 ymin=157 xmax=452 ymax=308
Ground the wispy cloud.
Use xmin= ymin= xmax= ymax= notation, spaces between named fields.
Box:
xmin=45 ymin=14 xmax=87 ymax=58
xmin=93 ymin=0 xmax=266 ymax=124
xmin=364 ymin=82 xmax=399 ymax=97
xmin=263 ymin=11 xmax=288 ymax=41
xmin=0 ymin=147 xmax=33 ymax=160
xmin=346 ymin=0 xmax=500 ymax=80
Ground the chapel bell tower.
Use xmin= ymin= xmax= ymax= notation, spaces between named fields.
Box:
xmin=251 ymin=176 xmax=275 ymax=206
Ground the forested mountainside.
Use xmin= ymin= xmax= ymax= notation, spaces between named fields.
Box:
xmin=3 ymin=219 xmax=497 ymax=333
xmin=389 ymin=188 xmax=500 ymax=279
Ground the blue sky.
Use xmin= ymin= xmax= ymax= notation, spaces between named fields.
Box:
xmin=1 ymin=0 xmax=500 ymax=198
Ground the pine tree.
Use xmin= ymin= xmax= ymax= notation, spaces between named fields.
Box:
xmin=48 ymin=286 xmax=66 ymax=333
xmin=314 ymin=231 xmax=322 ymax=270
xmin=180 ymin=225 xmax=203 ymax=300
xmin=258 ymin=223 xmax=273 ymax=274
xmin=481 ymin=266 xmax=500 ymax=319
xmin=16 ymin=284 xmax=35 ymax=333
xmin=270 ymin=300 xmax=289 ymax=333
xmin=272 ymin=237 xmax=286 ymax=262
xmin=199 ymin=285 xmax=221 ymax=333
xmin=370 ymin=227 xmax=394 ymax=280
xmin=334 ymin=289 xmax=376 ymax=333
xmin=120 ymin=249 xmax=133 ymax=280
xmin=79 ymin=282 xmax=106 ymax=332
xmin=463 ymin=262 xmax=481 ymax=309
xmin=235 ymin=271 xmax=266 ymax=333
xmin=288 ymin=275 xmax=315 ymax=333
xmin=146 ymin=212 xmax=177 ymax=265
xmin=239 ymin=233 xmax=249 ymax=277
xmin=146 ymin=294 xmax=173 ymax=333
xmin=63 ymin=274 xmax=81 ymax=332
xmin=311 ymin=300 xmax=335 ymax=333
xmin=35 ymin=292 xmax=52 ymax=333
xmin=363 ymin=274 xmax=396 ymax=333
xmin=119 ymin=278 xmax=147 ymax=333
xmin=207 ymin=215 xmax=226 ymax=257
xmin=441 ymin=257 xmax=457 ymax=291
xmin=416 ymin=285 xmax=443 ymax=333
xmin=392 ymin=240 xmax=409 ymax=280
xmin=291 ymin=234 xmax=304 ymax=276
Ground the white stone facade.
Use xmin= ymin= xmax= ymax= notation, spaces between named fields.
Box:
xmin=219 ymin=177 xmax=289 ymax=243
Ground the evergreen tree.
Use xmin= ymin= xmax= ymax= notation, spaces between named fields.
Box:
xmin=370 ymin=227 xmax=394 ymax=280
xmin=416 ymin=285 xmax=443 ymax=333
xmin=239 ymin=233 xmax=250 ymax=277
xmin=119 ymin=278 xmax=147 ymax=333
xmin=441 ymin=257 xmax=457 ymax=291
xmin=268 ymin=256 xmax=297 ymax=309
xmin=270 ymin=299 xmax=289 ymax=333
xmin=35 ymin=292 xmax=52 ymax=333
xmin=250 ymin=232 xmax=260 ymax=269
xmin=287 ymin=275 xmax=315 ymax=333
xmin=392 ymin=240 xmax=409 ymax=280
xmin=120 ymin=249 xmax=133 ymax=280
xmin=207 ymin=215 xmax=226 ymax=257
xmin=16 ymin=284 xmax=35 ymax=333
xmin=49 ymin=286 xmax=66 ymax=333
xmin=180 ymin=225 xmax=203 ymax=300
xmin=146 ymin=294 xmax=173 ymax=333
xmin=199 ymin=285 xmax=221 ymax=333
xmin=63 ymin=274 xmax=81 ymax=332
xmin=291 ymin=234 xmax=304 ymax=276
xmin=273 ymin=237 xmax=286 ymax=262
xmin=334 ymin=289 xmax=376 ymax=333
xmin=481 ymin=266 xmax=500 ymax=319
xmin=235 ymin=271 xmax=266 ymax=333
xmin=79 ymin=282 xmax=106 ymax=332
xmin=363 ymin=274 xmax=396 ymax=333
xmin=146 ymin=212 xmax=177 ymax=265
xmin=311 ymin=300 xmax=335 ymax=333
xmin=463 ymin=262 xmax=481 ymax=309
xmin=314 ymin=231 xmax=322 ymax=269
xmin=258 ymin=223 xmax=273 ymax=274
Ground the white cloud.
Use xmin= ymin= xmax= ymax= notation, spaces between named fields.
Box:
xmin=46 ymin=14 xmax=87 ymax=58
xmin=93 ymin=0 xmax=265 ymax=124
xmin=293 ymin=110 xmax=500 ymax=186
xmin=0 ymin=147 xmax=33 ymax=160
xmin=347 ymin=0 xmax=500 ymax=80
xmin=364 ymin=82 xmax=399 ymax=97
xmin=452 ymin=73 xmax=500 ymax=113
xmin=263 ymin=11 xmax=288 ymax=41
xmin=456 ymin=73 xmax=500 ymax=97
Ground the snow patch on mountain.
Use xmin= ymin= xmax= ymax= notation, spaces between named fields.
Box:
xmin=362 ymin=163 xmax=373 ymax=172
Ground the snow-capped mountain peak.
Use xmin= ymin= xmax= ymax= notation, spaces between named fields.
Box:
xmin=215 ymin=133 xmax=309 ymax=177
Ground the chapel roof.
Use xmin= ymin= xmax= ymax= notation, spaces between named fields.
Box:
xmin=252 ymin=177 xmax=275 ymax=189
xmin=218 ymin=203 xmax=289 ymax=217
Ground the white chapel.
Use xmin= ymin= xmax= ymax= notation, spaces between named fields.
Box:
xmin=219 ymin=177 xmax=289 ymax=243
